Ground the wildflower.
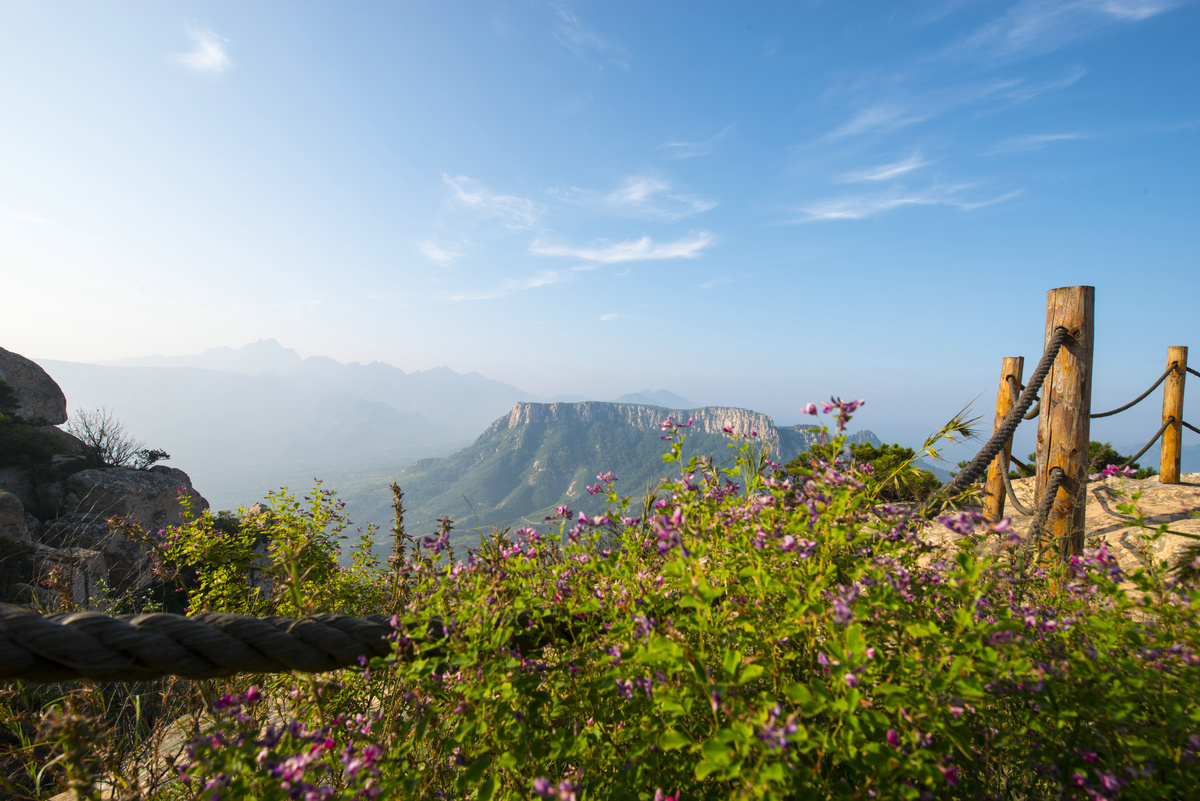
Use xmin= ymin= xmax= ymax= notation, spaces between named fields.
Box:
xmin=886 ymin=729 xmax=900 ymax=748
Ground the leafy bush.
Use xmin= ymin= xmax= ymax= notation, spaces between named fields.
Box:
xmin=20 ymin=401 xmax=1200 ymax=800
xmin=66 ymin=407 xmax=170 ymax=470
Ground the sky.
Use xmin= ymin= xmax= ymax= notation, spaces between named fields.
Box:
xmin=2 ymin=0 xmax=1197 ymax=462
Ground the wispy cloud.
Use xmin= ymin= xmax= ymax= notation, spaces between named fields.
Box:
xmin=552 ymin=3 xmax=630 ymax=70
xmin=699 ymin=277 xmax=734 ymax=290
xmin=553 ymin=175 xmax=716 ymax=220
xmin=173 ymin=24 xmax=231 ymax=74
xmin=794 ymin=184 xmax=1022 ymax=222
xmin=660 ymin=124 xmax=737 ymax=159
xmin=837 ymin=153 xmax=931 ymax=182
xmin=610 ymin=176 xmax=717 ymax=220
xmin=417 ymin=239 xmax=464 ymax=265
xmin=950 ymin=0 xmax=1183 ymax=61
xmin=826 ymin=68 xmax=1082 ymax=140
xmin=987 ymin=133 xmax=1088 ymax=153
xmin=599 ymin=312 xmax=621 ymax=321
xmin=445 ymin=270 xmax=566 ymax=301
xmin=443 ymin=174 xmax=542 ymax=229
xmin=530 ymin=231 xmax=716 ymax=263
xmin=829 ymin=103 xmax=933 ymax=139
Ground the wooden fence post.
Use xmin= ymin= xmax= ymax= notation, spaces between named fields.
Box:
xmin=1035 ymin=286 xmax=1095 ymax=559
xmin=1161 ymin=346 xmax=1188 ymax=484
xmin=985 ymin=356 xmax=1024 ymax=520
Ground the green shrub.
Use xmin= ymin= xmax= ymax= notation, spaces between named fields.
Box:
xmin=153 ymin=403 xmax=1200 ymax=800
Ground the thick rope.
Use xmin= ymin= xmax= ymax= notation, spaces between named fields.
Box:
xmin=1119 ymin=417 xmax=1174 ymax=470
xmin=929 ymin=326 xmax=1071 ymax=515
xmin=1189 ymin=367 xmax=1200 ymax=379
xmin=1090 ymin=362 xmax=1178 ymax=419
xmin=1027 ymin=466 xmax=1067 ymax=557
xmin=1000 ymin=450 xmax=1035 ymax=516
xmin=1184 ymin=420 xmax=1200 ymax=436
xmin=1007 ymin=377 xmax=1041 ymax=420
xmin=0 ymin=605 xmax=401 ymax=682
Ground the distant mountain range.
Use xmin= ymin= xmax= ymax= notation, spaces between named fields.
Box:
xmin=32 ymin=340 xmax=964 ymax=546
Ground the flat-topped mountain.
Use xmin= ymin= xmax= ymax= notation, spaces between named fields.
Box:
xmin=385 ymin=401 xmax=882 ymax=549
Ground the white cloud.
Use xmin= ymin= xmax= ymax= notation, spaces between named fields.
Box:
xmin=602 ymin=176 xmax=716 ymax=220
xmin=417 ymin=240 xmax=464 ymax=264
xmin=988 ymin=133 xmax=1087 ymax=153
xmin=829 ymin=103 xmax=932 ymax=139
xmin=173 ymin=24 xmax=231 ymax=74
xmin=660 ymin=124 xmax=737 ymax=159
xmin=837 ymin=153 xmax=931 ymax=182
xmin=951 ymin=0 xmax=1183 ymax=61
xmin=699 ymin=277 xmax=734 ymax=290
xmin=795 ymin=185 xmax=1021 ymax=222
xmin=442 ymin=174 xmax=542 ymax=229
xmin=551 ymin=3 xmax=630 ymax=70
xmin=530 ymin=232 xmax=716 ymax=263
xmin=445 ymin=270 xmax=566 ymax=301
xmin=599 ymin=312 xmax=621 ymax=321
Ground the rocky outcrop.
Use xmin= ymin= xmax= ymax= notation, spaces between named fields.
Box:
xmin=0 ymin=346 xmax=68 ymax=424
xmin=1 ymin=347 xmax=211 ymax=609
xmin=63 ymin=466 xmax=208 ymax=533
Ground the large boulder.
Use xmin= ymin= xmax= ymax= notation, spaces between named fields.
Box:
xmin=0 ymin=490 xmax=29 ymax=543
xmin=0 ymin=347 xmax=68 ymax=425
xmin=0 ymin=467 xmax=36 ymax=515
xmin=63 ymin=465 xmax=209 ymax=533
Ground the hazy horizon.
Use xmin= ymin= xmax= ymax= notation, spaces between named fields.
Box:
xmin=4 ymin=1 xmax=1198 ymax=467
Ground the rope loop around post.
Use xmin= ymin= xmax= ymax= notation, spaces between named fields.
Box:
xmin=1006 ymin=376 xmax=1041 ymax=419
xmin=929 ymin=325 xmax=1072 ymax=515
xmin=1089 ymin=362 xmax=1178 ymax=419
xmin=1027 ymin=466 xmax=1067 ymax=557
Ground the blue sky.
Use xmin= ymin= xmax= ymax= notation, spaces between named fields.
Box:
xmin=2 ymin=0 xmax=1197 ymax=459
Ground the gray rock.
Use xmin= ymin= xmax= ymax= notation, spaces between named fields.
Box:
xmin=0 ymin=347 xmax=68 ymax=425
xmin=23 ymin=512 xmax=42 ymax=542
xmin=33 ymin=545 xmax=107 ymax=608
xmin=0 ymin=490 xmax=29 ymax=543
xmin=0 ymin=466 xmax=36 ymax=511
xmin=42 ymin=513 xmax=159 ymax=595
xmin=64 ymin=466 xmax=209 ymax=533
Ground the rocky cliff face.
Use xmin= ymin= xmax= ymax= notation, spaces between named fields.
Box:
xmin=491 ymin=402 xmax=878 ymax=463
xmin=0 ymin=349 xmax=209 ymax=610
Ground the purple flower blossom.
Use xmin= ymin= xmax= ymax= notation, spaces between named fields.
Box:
xmin=886 ymin=729 xmax=900 ymax=748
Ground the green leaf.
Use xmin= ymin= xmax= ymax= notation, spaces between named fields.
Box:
xmin=695 ymin=760 xmax=721 ymax=780
xmin=701 ymin=737 xmax=733 ymax=766
xmin=660 ymin=729 xmax=690 ymax=751
xmin=739 ymin=663 xmax=765 ymax=684
xmin=477 ymin=777 xmax=497 ymax=801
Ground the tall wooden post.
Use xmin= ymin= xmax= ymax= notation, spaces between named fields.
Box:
xmin=1034 ymin=286 xmax=1094 ymax=559
xmin=1160 ymin=346 xmax=1188 ymax=484
xmin=985 ymin=356 xmax=1025 ymax=520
